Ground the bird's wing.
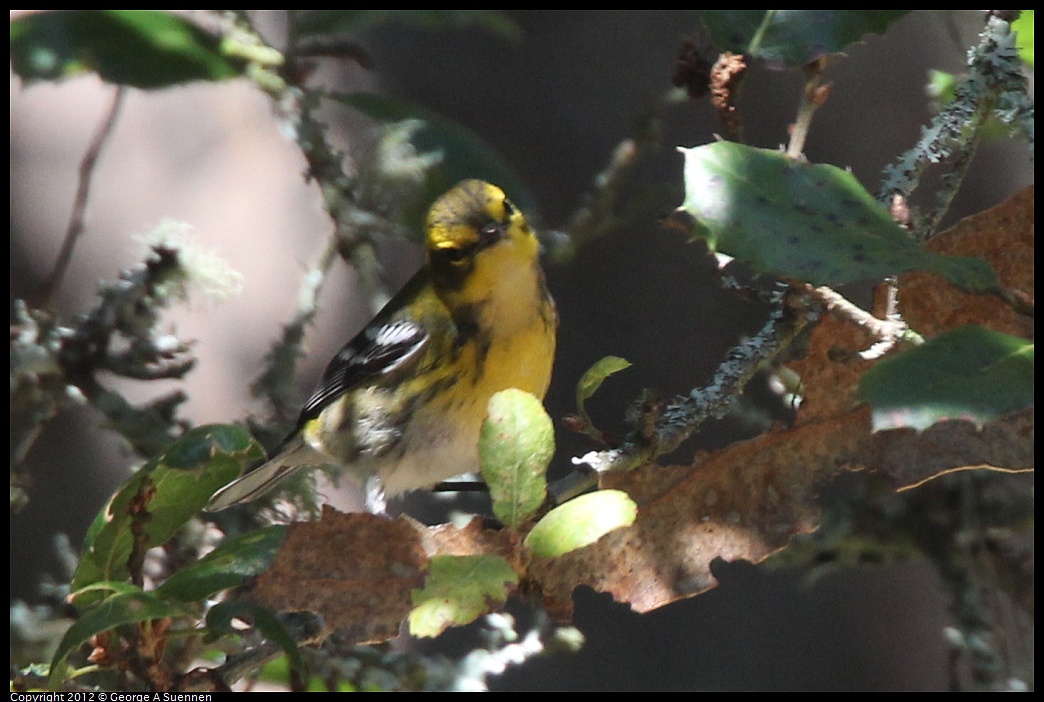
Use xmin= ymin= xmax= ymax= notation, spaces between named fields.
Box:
xmin=297 ymin=317 xmax=429 ymax=423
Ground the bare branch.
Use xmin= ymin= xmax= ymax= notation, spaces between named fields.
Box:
xmin=38 ymin=87 xmax=126 ymax=307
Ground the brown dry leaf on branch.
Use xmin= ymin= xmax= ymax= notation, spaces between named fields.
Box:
xmin=250 ymin=510 xmax=517 ymax=641
xmin=900 ymin=185 xmax=1033 ymax=338
xmin=531 ymin=186 xmax=1033 ymax=618
xmin=250 ymin=511 xmax=426 ymax=644
xmin=248 ymin=187 xmax=1033 ymax=637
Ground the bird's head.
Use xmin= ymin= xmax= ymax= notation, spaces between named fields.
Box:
xmin=425 ymin=179 xmax=540 ymax=297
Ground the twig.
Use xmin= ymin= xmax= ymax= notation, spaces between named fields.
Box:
xmin=174 ymin=612 xmax=323 ymax=692
xmin=556 ymin=87 xmax=685 ymax=262
xmin=13 ymin=239 xmax=205 ymax=470
xmin=38 ymin=87 xmax=126 ymax=307
xmin=570 ymin=286 xmax=814 ymax=479
xmin=251 ymin=241 xmax=339 ymax=424
xmin=786 ymin=59 xmax=831 ymax=160
xmin=809 ymin=284 xmax=922 ymax=360
xmin=221 ymin=12 xmax=407 ymax=429
xmin=878 ymin=13 xmax=1032 ymax=241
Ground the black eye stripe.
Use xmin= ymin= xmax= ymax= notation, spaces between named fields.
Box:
xmin=443 ymin=246 xmax=468 ymax=263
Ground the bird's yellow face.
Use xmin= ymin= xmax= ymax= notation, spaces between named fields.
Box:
xmin=425 ymin=179 xmax=541 ymax=300
xmin=422 ymin=179 xmax=556 ymax=407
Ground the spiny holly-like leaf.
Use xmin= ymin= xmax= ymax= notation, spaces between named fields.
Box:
xmin=679 ymin=142 xmax=998 ymax=291
xmin=10 ymin=10 xmax=244 ymax=88
xmin=859 ymin=325 xmax=1034 ymax=432
xmin=575 ymin=356 xmax=632 ymax=428
xmin=408 ymin=555 xmax=518 ymax=638
xmin=699 ymin=10 xmax=909 ymax=68
xmin=72 ymin=425 xmax=264 ymax=599
xmin=480 ymin=389 xmax=554 ymax=527
xmin=156 ymin=525 xmax=288 ymax=603
xmin=525 ymin=490 xmax=637 ymax=558
xmin=49 ymin=588 xmax=194 ymax=689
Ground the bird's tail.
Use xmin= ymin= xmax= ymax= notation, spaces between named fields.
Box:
xmin=206 ymin=439 xmax=315 ymax=511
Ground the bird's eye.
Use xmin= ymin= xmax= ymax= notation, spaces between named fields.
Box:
xmin=479 ymin=222 xmax=501 ymax=240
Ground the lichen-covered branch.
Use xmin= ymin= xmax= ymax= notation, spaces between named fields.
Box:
xmin=222 ymin=13 xmax=446 ymax=429
xmin=572 ymin=286 xmax=815 ymax=478
xmin=878 ymin=12 xmax=1033 ymax=241
xmin=11 ymin=231 xmax=241 ymax=489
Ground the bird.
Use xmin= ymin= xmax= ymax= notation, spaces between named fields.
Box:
xmin=207 ymin=179 xmax=557 ymax=513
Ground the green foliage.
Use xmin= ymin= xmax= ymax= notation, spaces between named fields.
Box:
xmin=525 ymin=490 xmax=638 ymax=558
xmin=44 ymin=424 xmax=290 ymax=689
xmin=575 ymin=356 xmax=632 ymax=429
xmin=409 ymin=555 xmax=519 ymax=638
xmin=333 ymin=92 xmax=537 ymax=227
xmin=71 ymin=425 xmax=264 ymax=599
xmin=156 ymin=525 xmax=288 ymax=602
xmin=49 ymin=587 xmax=196 ymax=689
xmin=699 ymin=10 xmax=909 ymax=68
xmin=10 ymin=10 xmax=245 ymax=87
xmin=480 ymin=389 xmax=554 ymax=527
xmin=859 ymin=326 xmax=1034 ymax=432
xmin=1012 ymin=10 xmax=1034 ymax=68
xmin=679 ymin=142 xmax=998 ymax=291
xmin=206 ymin=601 xmax=306 ymax=673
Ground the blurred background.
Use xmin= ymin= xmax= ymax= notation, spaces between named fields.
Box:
xmin=10 ymin=10 xmax=1033 ymax=690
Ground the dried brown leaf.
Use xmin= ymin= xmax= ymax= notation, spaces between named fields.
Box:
xmin=531 ymin=413 xmax=857 ymax=618
xmin=529 ymin=194 xmax=1035 ymax=618
xmin=248 ymin=508 xmax=517 ymax=644
xmin=249 ymin=509 xmax=426 ymax=644
xmin=788 ymin=312 xmax=876 ymax=424
xmin=529 ymin=405 xmax=1032 ymax=619
xmin=866 ymin=408 xmax=1034 ymax=490
xmin=900 ymin=185 xmax=1034 ymax=338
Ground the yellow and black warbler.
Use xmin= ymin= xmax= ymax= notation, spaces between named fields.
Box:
xmin=207 ymin=180 xmax=557 ymax=513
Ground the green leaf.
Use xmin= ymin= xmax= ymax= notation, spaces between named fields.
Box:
xmin=331 ymin=92 xmax=535 ymax=228
xmin=859 ymin=325 xmax=1034 ymax=432
xmin=10 ymin=10 xmax=245 ymax=88
xmin=67 ymin=579 xmax=145 ymax=601
xmin=48 ymin=588 xmax=195 ymax=689
xmin=480 ymin=389 xmax=554 ymax=527
xmin=926 ymin=69 xmax=958 ymax=106
xmin=156 ymin=525 xmax=288 ymax=602
xmin=408 ymin=555 xmax=518 ymax=638
xmin=699 ymin=10 xmax=909 ymax=68
xmin=525 ymin=490 xmax=637 ymax=558
xmin=292 ymin=10 xmax=521 ymax=41
xmin=679 ymin=142 xmax=998 ymax=291
xmin=576 ymin=356 xmax=632 ymax=427
xmin=207 ymin=600 xmax=305 ymax=673
xmin=1013 ymin=10 xmax=1034 ymax=69
xmin=72 ymin=425 xmax=265 ymax=599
